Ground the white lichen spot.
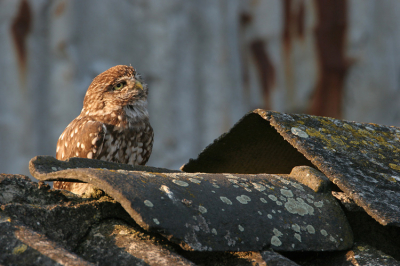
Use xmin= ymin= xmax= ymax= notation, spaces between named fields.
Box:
xmin=211 ymin=190 xmax=216 ymax=193
xmin=258 ymin=211 xmax=262 ymax=215
xmin=291 ymin=127 xmax=309 ymax=138
xmin=306 ymin=225 xmax=315 ymax=234
xmin=238 ymin=225 xmax=244 ymax=232
xmin=244 ymin=188 xmax=252 ymax=192
xmin=280 ymin=189 xmax=294 ymax=198
xmin=212 ymin=184 xmax=220 ymax=188
xmin=144 ymin=200 xmax=153 ymax=207
xmin=220 ymin=196 xmax=232 ymax=205
xmin=236 ymin=195 xmax=251 ymax=204
xmin=272 ymin=210 xmax=276 ymax=214
xmin=252 ymin=182 xmax=266 ymax=192
xmin=153 ymin=218 xmax=160 ymax=225
xmin=260 ymin=198 xmax=268 ymax=203
xmin=271 ymin=228 xmax=283 ymax=247
xmin=329 ymin=235 xmax=337 ymax=242
xmin=273 ymin=228 xmax=283 ymax=237
xmin=268 ymin=195 xmax=277 ymax=201
xmin=284 ymin=198 xmax=314 ymax=216
xmin=292 ymin=224 xmax=301 ymax=233
xmin=294 ymin=233 xmax=302 ymax=242
xmin=172 ymin=179 xmax=189 ymax=187
xmin=160 ymin=185 xmax=178 ymax=203
xmin=51 ymin=167 xmax=57 ymax=171
xmin=233 ymin=185 xmax=239 ymax=188
xmin=306 ymin=198 xmax=314 ymax=204
xmin=320 ymin=229 xmax=328 ymax=236
xmin=189 ymin=178 xmax=201 ymax=184
xmin=291 ymin=182 xmax=305 ymax=191
xmin=212 ymin=228 xmax=217 ymax=235
xmin=198 ymin=206 xmax=207 ymax=214
xmin=271 ymin=236 xmax=282 ymax=247
xmin=225 ymin=174 xmax=239 ymax=179
xmin=314 ymin=201 xmax=324 ymax=207
xmin=267 ymin=214 xmax=273 ymax=219
xmin=276 ymin=201 xmax=283 ymax=206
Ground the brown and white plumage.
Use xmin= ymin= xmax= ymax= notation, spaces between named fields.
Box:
xmin=54 ymin=65 xmax=153 ymax=194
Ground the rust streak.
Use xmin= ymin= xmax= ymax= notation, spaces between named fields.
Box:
xmin=250 ymin=40 xmax=276 ymax=109
xmin=283 ymin=0 xmax=293 ymax=52
xmin=240 ymin=12 xmax=252 ymax=26
xmin=308 ymin=0 xmax=348 ymax=118
xmin=54 ymin=1 xmax=66 ymax=17
xmin=11 ymin=0 xmax=32 ymax=78
xmin=296 ymin=1 xmax=305 ymax=39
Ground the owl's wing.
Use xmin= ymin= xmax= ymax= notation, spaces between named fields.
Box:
xmin=56 ymin=118 xmax=107 ymax=160
xmin=54 ymin=118 xmax=106 ymax=190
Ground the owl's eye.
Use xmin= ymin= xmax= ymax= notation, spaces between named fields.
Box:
xmin=113 ymin=81 xmax=126 ymax=91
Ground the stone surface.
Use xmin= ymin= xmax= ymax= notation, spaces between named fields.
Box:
xmin=0 ymin=174 xmax=192 ymax=265
xmin=30 ymin=156 xmax=353 ymax=252
xmin=77 ymin=219 xmax=195 ymax=266
xmin=287 ymin=243 xmax=400 ymax=266
xmin=289 ymin=166 xmax=330 ymax=193
xmin=0 ymin=215 xmax=95 ymax=266
xmin=182 ymin=109 xmax=400 ymax=226
xmin=0 ymin=173 xmax=132 ymax=250
xmin=342 ymin=204 xmax=400 ymax=261
xmin=260 ymin=250 xmax=300 ymax=266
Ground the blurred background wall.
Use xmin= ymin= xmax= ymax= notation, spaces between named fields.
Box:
xmin=1 ymin=0 xmax=400 ymax=177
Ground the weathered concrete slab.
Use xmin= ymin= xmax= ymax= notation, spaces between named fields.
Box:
xmin=182 ymin=109 xmax=400 ymax=226
xmin=0 ymin=215 xmax=95 ymax=266
xmin=30 ymin=156 xmax=353 ymax=252
xmin=291 ymin=243 xmax=400 ymax=266
xmin=259 ymin=250 xmax=300 ymax=266
xmin=0 ymin=174 xmax=194 ymax=266
xmin=77 ymin=219 xmax=195 ymax=266
xmin=0 ymin=173 xmax=134 ymax=250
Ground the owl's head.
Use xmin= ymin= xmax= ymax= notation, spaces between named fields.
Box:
xmin=83 ymin=65 xmax=148 ymax=114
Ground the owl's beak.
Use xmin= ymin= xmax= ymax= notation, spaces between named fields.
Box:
xmin=134 ymin=81 xmax=143 ymax=90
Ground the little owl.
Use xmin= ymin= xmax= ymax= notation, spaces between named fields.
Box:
xmin=54 ymin=65 xmax=153 ymax=195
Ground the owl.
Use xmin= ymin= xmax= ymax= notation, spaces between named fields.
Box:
xmin=54 ymin=65 xmax=153 ymax=195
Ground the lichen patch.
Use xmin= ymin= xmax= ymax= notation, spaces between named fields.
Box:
xmin=172 ymin=179 xmax=189 ymax=187
xmin=284 ymin=198 xmax=314 ymax=216
xmin=306 ymin=225 xmax=315 ymax=234
xmin=291 ymin=127 xmax=309 ymax=138
xmin=260 ymin=197 xmax=267 ymax=203
xmin=144 ymin=200 xmax=153 ymax=207
xmin=220 ymin=196 xmax=233 ymax=205
xmin=252 ymin=182 xmax=266 ymax=192
xmin=280 ymin=188 xmax=294 ymax=198
xmin=236 ymin=195 xmax=251 ymax=204
xmin=198 ymin=206 xmax=207 ymax=214
xmin=189 ymin=178 xmax=201 ymax=184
